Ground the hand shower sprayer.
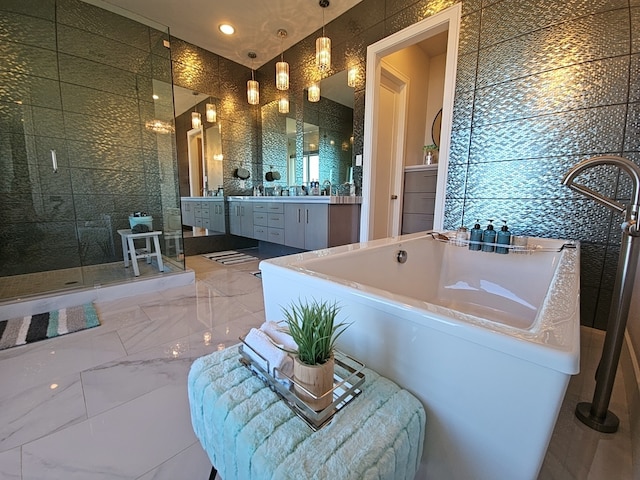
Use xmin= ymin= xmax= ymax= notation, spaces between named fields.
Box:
xmin=562 ymin=155 xmax=640 ymax=433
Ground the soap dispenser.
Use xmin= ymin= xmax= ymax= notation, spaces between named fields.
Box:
xmin=481 ymin=219 xmax=496 ymax=252
xmin=468 ymin=220 xmax=483 ymax=251
xmin=496 ymin=220 xmax=511 ymax=254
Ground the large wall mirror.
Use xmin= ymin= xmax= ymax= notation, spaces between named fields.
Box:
xmin=174 ymin=85 xmax=226 ymax=236
xmin=261 ymin=70 xmax=354 ymax=195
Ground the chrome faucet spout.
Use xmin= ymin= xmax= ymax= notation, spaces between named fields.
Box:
xmin=562 ymin=155 xmax=640 ymax=214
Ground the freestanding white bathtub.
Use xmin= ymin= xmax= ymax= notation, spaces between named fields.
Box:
xmin=259 ymin=232 xmax=580 ymax=480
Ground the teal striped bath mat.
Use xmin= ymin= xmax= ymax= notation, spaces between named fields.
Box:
xmin=0 ymin=304 xmax=100 ymax=351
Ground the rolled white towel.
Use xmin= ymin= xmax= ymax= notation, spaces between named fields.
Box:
xmin=260 ymin=321 xmax=298 ymax=352
xmin=243 ymin=328 xmax=293 ymax=379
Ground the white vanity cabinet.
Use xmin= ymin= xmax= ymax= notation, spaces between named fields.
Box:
xmin=181 ymin=200 xmax=196 ymax=226
xmin=181 ymin=198 xmax=226 ymax=233
xmin=209 ymin=202 xmax=226 ymax=233
xmin=253 ymin=202 xmax=285 ymax=243
xmin=284 ymin=203 xmax=329 ymax=250
xmin=402 ymin=165 xmax=437 ymax=234
xmin=227 ymin=197 xmax=360 ymax=250
xmin=229 ymin=201 xmax=254 ymax=237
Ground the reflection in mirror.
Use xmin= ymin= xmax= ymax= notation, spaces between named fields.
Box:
xmin=261 ymin=99 xmax=296 ymax=187
xmin=303 ymin=70 xmax=354 ymax=193
xmin=173 ymin=85 xmax=226 ymax=236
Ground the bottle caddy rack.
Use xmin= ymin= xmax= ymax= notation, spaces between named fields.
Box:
xmin=429 ymin=231 xmax=577 ymax=254
xmin=238 ymin=336 xmax=366 ymax=431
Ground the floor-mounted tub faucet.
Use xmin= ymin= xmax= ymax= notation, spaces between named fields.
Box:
xmin=562 ymin=155 xmax=640 ymax=433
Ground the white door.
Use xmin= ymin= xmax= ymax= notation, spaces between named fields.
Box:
xmin=360 ymin=5 xmax=461 ymax=241
xmin=371 ymin=68 xmax=407 ymax=239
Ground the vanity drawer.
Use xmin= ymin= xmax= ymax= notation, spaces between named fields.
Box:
xmin=266 ymin=203 xmax=284 ymax=214
xmin=268 ymin=213 xmax=285 ymax=229
xmin=253 ymin=202 xmax=268 ymax=212
xmin=404 ymin=171 xmax=437 ymax=193
xmin=253 ymin=212 xmax=269 ymax=226
xmin=403 ymin=193 xmax=435 ymax=214
xmin=253 ymin=225 xmax=268 ymax=241
xmin=267 ymin=227 xmax=285 ymax=244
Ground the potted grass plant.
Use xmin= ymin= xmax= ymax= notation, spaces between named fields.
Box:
xmin=282 ymin=298 xmax=350 ymax=411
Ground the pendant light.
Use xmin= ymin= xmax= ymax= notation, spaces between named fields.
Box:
xmin=278 ymin=95 xmax=289 ymax=114
xmin=275 ymin=29 xmax=289 ymax=91
xmin=206 ymin=101 xmax=216 ymax=123
xmin=247 ymin=52 xmax=259 ymax=105
xmin=191 ymin=92 xmax=201 ymax=128
xmin=347 ymin=66 xmax=357 ymax=88
xmin=308 ymin=82 xmax=320 ymax=102
xmin=315 ymin=0 xmax=331 ymax=72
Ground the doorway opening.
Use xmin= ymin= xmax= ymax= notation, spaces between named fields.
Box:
xmin=360 ymin=4 xmax=461 ymax=240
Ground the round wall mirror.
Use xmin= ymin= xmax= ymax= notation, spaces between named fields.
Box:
xmin=432 ymin=108 xmax=442 ymax=148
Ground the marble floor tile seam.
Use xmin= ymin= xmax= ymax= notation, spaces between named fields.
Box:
xmin=134 ymin=439 xmax=204 ymax=480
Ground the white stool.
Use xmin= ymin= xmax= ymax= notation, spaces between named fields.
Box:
xmin=117 ymin=229 xmax=164 ymax=277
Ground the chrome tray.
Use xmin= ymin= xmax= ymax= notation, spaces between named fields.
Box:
xmin=238 ymin=339 xmax=365 ymax=431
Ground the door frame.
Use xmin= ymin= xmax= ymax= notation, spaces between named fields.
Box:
xmin=360 ymin=4 xmax=461 ymax=241
xmin=378 ymin=61 xmax=409 ymax=238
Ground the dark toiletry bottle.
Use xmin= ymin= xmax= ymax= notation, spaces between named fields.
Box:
xmin=469 ymin=219 xmax=483 ymax=251
xmin=481 ymin=219 xmax=496 ymax=252
xmin=496 ymin=220 xmax=511 ymax=254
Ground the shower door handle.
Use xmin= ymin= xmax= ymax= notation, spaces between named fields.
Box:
xmin=51 ymin=150 xmax=58 ymax=173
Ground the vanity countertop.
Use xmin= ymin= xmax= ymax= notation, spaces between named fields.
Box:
xmin=226 ymin=195 xmax=362 ymax=204
xmin=404 ymin=164 xmax=438 ymax=172
xmin=181 ymin=196 xmax=225 ymax=201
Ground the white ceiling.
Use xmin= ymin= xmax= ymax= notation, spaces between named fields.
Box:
xmin=97 ymin=0 xmax=363 ymax=68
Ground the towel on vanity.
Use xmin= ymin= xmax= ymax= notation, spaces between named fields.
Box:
xmin=243 ymin=327 xmax=293 ymax=379
xmin=260 ymin=321 xmax=298 ymax=352
xmin=187 ymin=346 xmax=426 ymax=480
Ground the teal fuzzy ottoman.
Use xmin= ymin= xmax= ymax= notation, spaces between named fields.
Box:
xmin=188 ymin=346 xmax=426 ymax=480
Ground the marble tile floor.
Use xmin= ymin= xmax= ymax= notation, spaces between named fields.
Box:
xmin=0 ymin=252 xmax=634 ymax=479
xmin=0 ymin=257 xmax=184 ymax=303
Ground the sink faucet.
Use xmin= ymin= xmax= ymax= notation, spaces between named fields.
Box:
xmin=323 ymin=180 xmax=332 ymax=196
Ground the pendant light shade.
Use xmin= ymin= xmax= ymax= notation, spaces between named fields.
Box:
xmin=275 ymin=29 xmax=289 ymax=91
xmin=278 ymin=96 xmax=289 ymax=114
xmin=247 ymin=52 xmax=259 ymax=105
xmin=315 ymin=36 xmax=331 ymax=71
xmin=308 ymin=83 xmax=320 ymax=102
xmin=247 ymin=79 xmax=259 ymax=105
xmin=315 ymin=0 xmax=331 ymax=71
xmin=348 ymin=66 xmax=357 ymax=87
xmin=276 ymin=61 xmax=289 ymax=90
xmin=206 ymin=103 xmax=216 ymax=122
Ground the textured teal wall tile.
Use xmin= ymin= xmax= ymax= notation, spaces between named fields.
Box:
xmin=0 ymin=0 xmax=55 ymax=20
xmin=0 ymin=71 xmax=61 ymax=109
xmin=479 ymin=0 xmax=628 ymax=49
xmin=458 ymin=10 xmax=480 ymax=56
xmin=477 ymin=9 xmax=630 ymax=88
xmin=0 ymin=39 xmax=58 ymax=79
xmin=625 ymin=102 xmax=640 ymax=151
xmin=60 ymin=83 xmax=141 ymax=124
xmin=63 ymin=111 xmax=141 ymax=149
xmin=0 ymin=11 xmax=55 ymax=50
xmin=469 ymin=104 xmax=627 ymax=162
xmin=473 ymin=56 xmax=630 ymax=127
xmin=58 ymin=53 xmax=139 ymax=98
xmin=633 ymin=7 xmax=640 ymax=53
xmin=57 ymin=0 xmax=151 ymax=52
xmin=57 ymin=24 xmax=152 ymax=76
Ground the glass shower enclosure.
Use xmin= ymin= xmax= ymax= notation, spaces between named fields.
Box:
xmin=0 ymin=0 xmax=184 ymax=301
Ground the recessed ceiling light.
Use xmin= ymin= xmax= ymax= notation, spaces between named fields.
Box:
xmin=152 ymin=94 xmax=159 ymax=100
xmin=219 ymin=23 xmax=235 ymax=35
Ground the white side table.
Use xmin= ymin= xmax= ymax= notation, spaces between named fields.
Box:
xmin=117 ymin=229 xmax=164 ymax=277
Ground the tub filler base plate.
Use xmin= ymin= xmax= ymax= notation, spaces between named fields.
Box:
xmin=575 ymin=401 xmax=620 ymax=433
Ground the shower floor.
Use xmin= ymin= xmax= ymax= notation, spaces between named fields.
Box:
xmin=0 ymin=257 xmax=182 ymax=302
